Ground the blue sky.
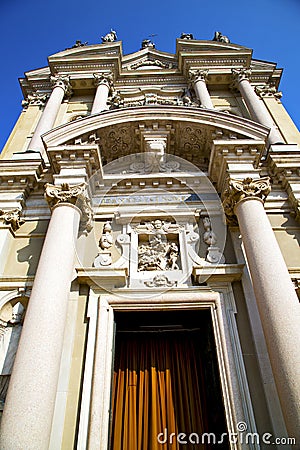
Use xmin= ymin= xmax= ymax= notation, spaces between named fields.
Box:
xmin=0 ymin=0 xmax=299 ymax=152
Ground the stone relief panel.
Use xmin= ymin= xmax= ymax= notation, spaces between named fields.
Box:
xmin=132 ymin=220 xmax=182 ymax=273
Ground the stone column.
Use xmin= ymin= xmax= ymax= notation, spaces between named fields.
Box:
xmin=28 ymin=75 xmax=72 ymax=153
xmin=223 ymin=177 xmax=300 ymax=441
xmin=0 ymin=183 xmax=92 ymax=450
xmin=90 ymin=72 xmax=113 ymax=114
xmin=232 ymin=69 xmax=284 ymax=146
xmin=188 ymin=69 xmax=214 ymax=109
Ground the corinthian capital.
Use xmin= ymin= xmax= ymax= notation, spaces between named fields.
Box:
xmin=93 ymin=71 xmax=114 ymax=88
xmin=222 ymin=177 xmax=271 ymax=224
xmin=255 ymin=84 xmax=282 ymax=100
xmin=0 ymin=208 xmax=24 ymax=231
xmin=188 ymin=69 xmax=209 ymax=84
xmin=232 ymin=68 xmax=252 ymax=83
xmin=50 ymin=75 xmax=73 ymax=97
xmin=45 ymin=183 xmax=93 ymax=231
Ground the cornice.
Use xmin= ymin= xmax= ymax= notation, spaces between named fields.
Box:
xmin=0 ymin=157 xmax=45 ymax=195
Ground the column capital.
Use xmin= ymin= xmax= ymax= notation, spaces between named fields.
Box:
xmin=44 ymin=182 xmax=93 ymax=231
xmin=0 ymin=208 xmax=24 ymax=231
xmin=188 ymin=68 xmax=209 ymax=84
xmin=222 ymin=176 xmax=271 ymax=224
xmin=254 ymin=84 xmax=282 ymax=101
xmin=50 ymin=75 xmax=73 ymax=97
xmin=93 ymin=71 xmax=114 ymax=89
xmin=231 ymin=67 xmax=252 ymax=84
xmin=22 ymin=92 xmax=50 ymax=109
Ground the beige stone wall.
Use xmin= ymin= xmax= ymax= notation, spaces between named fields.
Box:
xmin=268 ymin=213 xmax=300 ymax=267
xmin=263 ymin=97 xmax=300 ymax=145
xmin=0 ymin=107 xmax=41 ymax=159
xmin=3 ymin=220 xmax=48 ymax=277
xmin=211 ymin=90 xmax=251 ymax=118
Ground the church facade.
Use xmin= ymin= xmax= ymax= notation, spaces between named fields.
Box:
xmin=0 ymin=32 xmax=300 ymax=449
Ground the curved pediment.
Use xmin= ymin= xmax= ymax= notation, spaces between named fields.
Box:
xmin=42 ymin=107 xmax=269 ymax=170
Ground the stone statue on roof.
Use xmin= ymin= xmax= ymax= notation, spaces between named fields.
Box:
xmin=101 ymin=29 xmax=117 ymax=43
xmin=180 ymin=33 xmax=194 ymax=40
xmin=213 ymin=31 xmax=230 ymax=43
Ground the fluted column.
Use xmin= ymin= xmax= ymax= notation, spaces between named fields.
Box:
xmin=188 ymin=69 xmax=214 ymax=109
xmin=28 ymin=75 xmax=72 ymax=153
xmin=223 ymin=177 xmax=300 ymax=441
xmin=0 ymin=183 xmax=92 ymax=450
xmin=91 ymin=72 xmax=113 ymax=114
xmin=232 ymin=69 xmax=284 ymax=146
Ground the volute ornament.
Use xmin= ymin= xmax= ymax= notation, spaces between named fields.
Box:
xmin=222 ymin=177 xmax=271 ymax=224
xmin=44 ymin=182 xmax=93 ymax=231
xmin=0 ymin=209 xmax=24 ymax=231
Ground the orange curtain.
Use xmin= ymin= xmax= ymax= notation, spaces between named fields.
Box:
xmin=110 ymin=331 xmax=208 ymax=450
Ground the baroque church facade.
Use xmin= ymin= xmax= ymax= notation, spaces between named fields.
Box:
xmin=0 ymin=31 xmax=300 ymax=449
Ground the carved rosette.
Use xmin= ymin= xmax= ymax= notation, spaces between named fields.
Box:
xmin=50 ymin=75 xmax=73 ymax=98
xmin=222 ymin=177 xmax=271 ymax=224
xmin=44 ymin=182 xmax=93 ymax=231
xmin=93 ymin=71 xmax=114 ymax=89
xmin=188 ymin=69 xmax=209 ymax=85
xmin=0 ymin=209 xmax=24 ymax=231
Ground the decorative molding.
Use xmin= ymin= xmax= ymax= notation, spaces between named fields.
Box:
xmin=222 ymin=177 xmax=271 ymax=224
xmin=44 ymin=182 xmax=93 ymax=231
xmin=0 ymin=209 xmax=24 ymax=232
xmin=132 ymin=219 xmax=183 ymax=234
xmin=144 ymin=274 xmax=177 ymax=287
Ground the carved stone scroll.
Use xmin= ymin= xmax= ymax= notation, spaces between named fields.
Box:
xmin=0 ymin=209 xmax=24 ymax=232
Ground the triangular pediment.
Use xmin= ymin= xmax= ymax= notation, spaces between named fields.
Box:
xmin=122 ymin=48 xmax=177 ymax=71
